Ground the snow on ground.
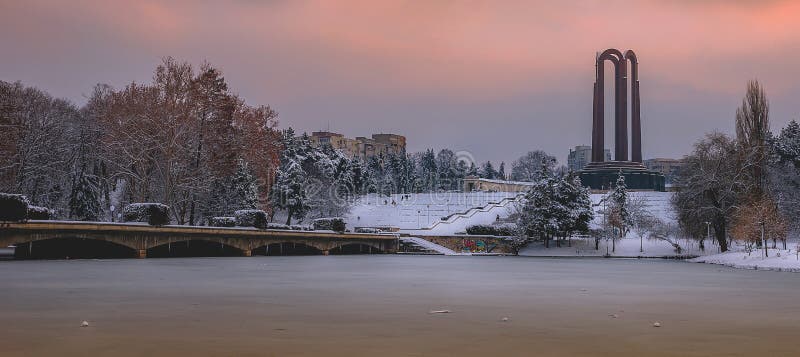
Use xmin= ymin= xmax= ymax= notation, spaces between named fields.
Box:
xmin=690 ymin=247 xmax=800 ymax=272
xmin=346 ymin=192 xmax=519 ymax=230
xmin=519 ymin=236 xmax=708 ymax=257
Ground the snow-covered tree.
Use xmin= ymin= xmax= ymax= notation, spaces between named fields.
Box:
xmin=498 ymin=162 xmax=506 ymax=181
xmin=673 ymin=132 xmax=753 ymax=252
xmin=606 ymin=174 xmax=632 ymax=252
xmin=68 ymin=169 xmax=101 ymax=221
xmin=768 ymin=120 xmax=800 ymax=238
xmin=511 ymin=150 xmax=556 ymax=182
xmin=480 ymin=161 xmax=498 ymax=179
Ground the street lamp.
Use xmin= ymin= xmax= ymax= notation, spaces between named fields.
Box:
xmin=704 ymin=221 xmax=711 ymax=252
xmin=760 ymin=220 xmax=768 ymax=258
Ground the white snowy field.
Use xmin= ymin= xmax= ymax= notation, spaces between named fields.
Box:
xmin=690 ymin=247 xmax=800 ymax=272
xmin=519 ymin=236 xmax=708 ymax=257
xmin=345 ymin=192 xmax=519 ymax=231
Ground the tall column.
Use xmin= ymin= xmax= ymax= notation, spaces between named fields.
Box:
xmin=591 ymin=81 xmax=603 ymax=162
xmin=615 ymin=59 xmax=628 ymax=162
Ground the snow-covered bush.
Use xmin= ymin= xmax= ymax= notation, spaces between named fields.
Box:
xmin=208 ymin=216 xmax=236 ymax=227
xmin=267 ymin=222 xmax=291 ymax=230
xmin=27 ymin=206 xmax=54 ymax=220
xmin=466 ymin=224 xmax=517 ymax=236
xmin=0 ymin=193 xmax=30 ymax=222
xmin=290 ymin=224 xmax=313 ymax=231
xmin=123 ymin=203 xmax=170 ymax=226
xmin=313 ymin=217 xmax=346 ymax=233
xmin=355 ymin=227 xmax=381 ymax=233
xmin=235 ymin=209 xmax=268 ymax=229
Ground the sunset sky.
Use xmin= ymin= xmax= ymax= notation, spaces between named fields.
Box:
xmin=2 ymin=0 xmax=799 ymax=165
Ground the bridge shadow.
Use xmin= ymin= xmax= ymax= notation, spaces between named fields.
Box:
xmin=13 ymin=238 xmax=137 ymax=259
xmin=329 ymin=243 xmax=383 ymax=255
xmin=252 ymin=242 xmax=322 ymax=256
xmin=147 ymin=240 xmax=242 ymax=258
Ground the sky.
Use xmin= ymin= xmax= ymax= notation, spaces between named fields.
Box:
xmin=2 ymin=0 xmax=799 ymax=165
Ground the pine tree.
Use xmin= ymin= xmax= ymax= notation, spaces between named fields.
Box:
xmin=498 ymin=162 xmax=506 ymax=180
xmin=554 ymin=173 xmax=593 ymax=246
xmin=69 ymin=169 xmax=101 ymax=221
xmin=480 ymin=161 xmax=497 ymax=179
xmin=607 ymin=173 xmax=632 ymax=252
xmin=229 ymin=159 xmax=259 ymax=211
xmin=517 ymin=166 xmax=560 ymax=247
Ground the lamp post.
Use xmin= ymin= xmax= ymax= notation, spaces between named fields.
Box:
xmin=760 ymin=220 xmax=768 ymax=258
xmin=703 ymin=221 xmax=710 ymax=252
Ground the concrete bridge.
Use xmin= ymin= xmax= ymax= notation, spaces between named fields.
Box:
xmin=0 ymin=221 xmax=398 ymax=259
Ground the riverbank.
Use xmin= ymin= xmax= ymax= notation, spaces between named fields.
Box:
xmin=690 ymin=249 xmax=800 ymax=272
xmin=2 ymin=256 xmax=799 ymax=356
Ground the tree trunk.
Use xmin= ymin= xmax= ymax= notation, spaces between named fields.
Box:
xmin=714 ymin=220 xmax=728 ymax=252
xmin=285 ymin=209 xmax=293 ymax=226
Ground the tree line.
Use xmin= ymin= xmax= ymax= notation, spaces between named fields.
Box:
xmin=673 ymin=80 xmax=798 ymax=253
xmin=1 ymin=58 xmax=280 ymax=225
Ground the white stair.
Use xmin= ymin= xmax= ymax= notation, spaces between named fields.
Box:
xmin=399 ymin=237 xmax=459 ymax=255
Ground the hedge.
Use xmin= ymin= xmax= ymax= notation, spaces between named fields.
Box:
xmin=123 ymin=203 xmax=170 ymax=226
xmin=465 ymin=224 xmax=517 ymax=236
xmin=27 ymin=206 xmax=54 ymax=220
xmin=234 ymin=209 xmax=268 ymax=229
xmin=267 ymin=223 xmax=290 ymax=230
xmin=208 ymin=216 xmax=236 ymax=227
xmin=355 ymin=227 xmax=380 ymax=234
xmin=0 ymin=193 xmax=29 ymax=222
xmin=313 ymin=217 xmax=346 ymax=233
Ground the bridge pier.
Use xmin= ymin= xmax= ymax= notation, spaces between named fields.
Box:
xmin=136 ymin=249 xmax=147 ymax=259
xmin=242 ymin=249 xmax=252 ymax=257
xmin=322 ymin=250 xmax=330 ymax=256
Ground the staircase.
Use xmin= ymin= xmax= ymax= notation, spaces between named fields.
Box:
xmin=399 ymin=237 xmax=459 ymax=255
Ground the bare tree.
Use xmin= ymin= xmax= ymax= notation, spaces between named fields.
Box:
xmin=735 ymin=79 xmax=770 ymax=194
xmin=673 ymin=132 xmax=754 ymax=252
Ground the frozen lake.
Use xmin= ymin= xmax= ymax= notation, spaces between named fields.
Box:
xmin=1 ymin=256 xmax=798 ymax=356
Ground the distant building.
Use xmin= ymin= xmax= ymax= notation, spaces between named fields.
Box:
xmin=463 ymin=176 xmax=535 ymax=192
xmin=644 ymin=158 xmax=684 ymax=183
xmin=568 ymin=145 xmax=611 ymax=172
xmin=309 ymin=132 xmax=406 ymax=159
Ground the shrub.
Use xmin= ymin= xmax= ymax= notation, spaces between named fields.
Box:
xmin=313 ymin=217 xmax=346 ymax=233
xmin=465 ymin=224 xmax=517 ymax=236
xmin=290 ymin=224 xmax=313 ymax=231
xmin=355 ymin=227 xmax=380 ymax=234
xmin=234 ymin=209 xmax=268 ymax=229
xmin=208 ymin=216 xmax=236 ymax=227
xmin=0 ymin=193 xmax=30 ymax=222
xmin=267 ymin=223 xmax=291 ymax=230
xmin=27 ymin=206 xmax=54 ymax=220
xmin=123 ymin=203 xmax=170 ymax=226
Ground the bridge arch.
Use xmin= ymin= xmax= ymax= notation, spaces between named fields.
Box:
xmin=328 ymin=241 xmax=385 ymax=255
xmin=251 ymin=242 xmax=323 ymax=256
xmin=146 ymin=239 xmax=243 ymax=258
xmin=10 ymin=237 xmax=138 ymax=259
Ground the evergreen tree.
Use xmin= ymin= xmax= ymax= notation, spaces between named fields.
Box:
xmin=555 ymin=173 xmax=594 ymax=246
xmin=68 ymin=168 xmax=101 ymax=221
xmin=498 ymin=162 xmax=506 ymax=180
xmin=420 ymin=149 xmax=438 ymax=191
xmin=480 ymin=161 xmax=498 ymax=179
xmin=517 ymin=172 xmax=560 ymax=247
xmin=229 ymin=159 xmax=259 ymax=211
xmin=607 ymin=173 xmax=632 ymax=251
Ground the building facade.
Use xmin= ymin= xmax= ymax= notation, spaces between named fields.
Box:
xmin=644 ymin=158 xmax=684 ymax=183
xmin=309 ymin=132 xmax=406 ymax=159
xmin=568 ymin=145 xmax=611 ymax=172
